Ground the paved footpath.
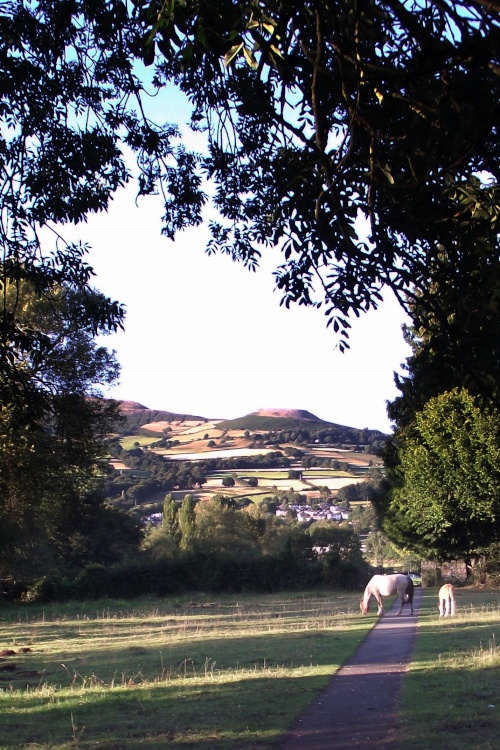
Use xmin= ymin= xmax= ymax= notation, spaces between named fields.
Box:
xmin=279 ymin=587 xmax=423 ymax=750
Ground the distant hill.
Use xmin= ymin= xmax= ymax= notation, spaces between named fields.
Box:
xmin=215 ymin=409 xmax=386 ymax=439
xmin=115 ymin=401 xmax=209 ymax=433
xmin=118 ymin=401 xmax=151 ymax=413
xmin=253 ymin=408 xmax=326 ymax=421
xmin=113 ymin=401 xmax=388 ymax=442
xmin=217 ymin=414 xmax=331 ymax=431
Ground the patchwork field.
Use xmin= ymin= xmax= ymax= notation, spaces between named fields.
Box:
xmin=114 ymin=411 xmax=382 ymax=509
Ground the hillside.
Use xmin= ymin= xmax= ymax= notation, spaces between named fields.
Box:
xmin=113 ymin=401 xmax=388 ymax=443
xmin=253 ymin=408 xmax=326 ymax=421
xmin=104 ymin=401 xmax=388 ymax=525
xmin=219 ymin=414 xmax=333 ymax=431
xmin=116 ymin=401 xmax=210 ymax=434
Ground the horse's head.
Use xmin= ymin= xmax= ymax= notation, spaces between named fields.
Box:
xmin=360 ymin=598 xmax=369 ymax=615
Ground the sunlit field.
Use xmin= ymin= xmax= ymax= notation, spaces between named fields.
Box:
xmin=396 ymin=587 xmax=500 ymax=750
xmin=2 ymin=588 xmax=499 ymax=750
xmin=0 ymin=591 xmax=370 ymax=750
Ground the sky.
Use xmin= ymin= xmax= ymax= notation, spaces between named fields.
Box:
xmin=68 ymin=175 xmax=411 ymax=434
xmin=56 ymin=82 xmax=412 ymax=435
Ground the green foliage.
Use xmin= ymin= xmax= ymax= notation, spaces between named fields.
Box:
xmin=142 ymin=0 xmax=499 ymax=349
xmin=388 ymin=190 xmax=500 ymax=426
xmin=383 ymin=198 xmax=500 ymax=560
xmin=178 ymin=494 xmax=196 ymax=550
xmin=350 ymin=503 xmax=378 ymax=536
xmin=364 ymin=530 xmax=397 ymax=569
xmin=307 ymin=522 xmax=368 ymax=587
xmin=162 ymin=493 xmax=180 ymax=540
xmin=4 ymin=0 xmax=498 ymax=590
xmin=0 ymin=279 xmax=141 ymax=582
xmin=136 ymin=495 xmax=370 ymax=598
xmin=382 ymin=389 xmax=500 ymax=563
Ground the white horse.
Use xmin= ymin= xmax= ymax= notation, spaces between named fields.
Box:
xmin=360 ymin=574 xmax=414 ymax=616
xmin=438 ymin=583 xmax=456 ymax=617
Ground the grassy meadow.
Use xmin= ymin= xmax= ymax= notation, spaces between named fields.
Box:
xmin=397 ymin=587 xmax=500 ymax=750
xmin=1 ymin=587 xmax=499 ymax=750
xmin=0 ymin=591 xmax=372 ymax=750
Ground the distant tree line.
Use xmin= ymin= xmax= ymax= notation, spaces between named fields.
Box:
xmin=199 ymin=452 xmax=292 ymax=471
xmin=27 ymin=494 xmax=367 ymax=602
xmin=255 ymin=427 xmax=386 ymax=449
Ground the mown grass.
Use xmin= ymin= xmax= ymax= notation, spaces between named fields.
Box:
xmin=120 ymin=436 xmax=163 ymax=450
xmin=2 ymin=587 xmax=499 ymax=750
xmin=0 ymin=591 xmax=373 ymax=750
xmin=208 ymin=472 xmax=291 ymax=481
xmin=396 ymin=587 xmax=500 ymax=750
xmin=301 ymin=470 xmax=354 ymax=478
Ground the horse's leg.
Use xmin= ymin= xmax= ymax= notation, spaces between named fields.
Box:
xmin=376 ymin=594 xmax=384 ymax=615
xmin=445 ymin=596 xmax=450 ymax=617
xmin=396 ymin=594 xmax=403 ymax=615
xmin=439 ymin=596 xmax=444 ymax=617
xmin=449 ymin=586 xmax=456 ymax=616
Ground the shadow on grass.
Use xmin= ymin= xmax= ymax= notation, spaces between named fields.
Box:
xmin=0 ymin=622 xmax=373 ymax=691
xmin=395 ymin=587 xmax=500 ymax=750
xmin=0 ymin=671 xmax=350 ymax=750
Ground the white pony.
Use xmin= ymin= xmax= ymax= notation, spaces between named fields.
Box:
xmin=360 ymin=574 xmax=414 ymax=616
xmin=438 ymin=583 xmax=456 ymax=617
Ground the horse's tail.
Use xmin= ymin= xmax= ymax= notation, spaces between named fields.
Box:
xmin=405 ymin=576 xmax=414 ymax=603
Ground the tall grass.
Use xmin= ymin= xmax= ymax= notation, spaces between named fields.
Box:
xmin=2 ymin=588 xmax=499 ymax=750
xmin=396 ymin=587 xmax=500 ymax=750
xmin=0 ymin=591 xmax=371 ymax=750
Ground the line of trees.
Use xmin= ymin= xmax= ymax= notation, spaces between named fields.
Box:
xmin=20 ymin=493 xmax=371 ymax=601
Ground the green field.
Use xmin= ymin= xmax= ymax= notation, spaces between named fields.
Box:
xmin=120 ymin=436 xmax=163 ymax=450
xmin=0 ymin=591 xmax=370 ymax=750
xmin=302 ymin=469 xmax=354 ymax=478
xmin=398 ymin=587 xmax=500 ymax=750
xmin=1 ymin=588 xmax=499 ymax=750
xmin=209 ymin=471 xmax=291 ymax=481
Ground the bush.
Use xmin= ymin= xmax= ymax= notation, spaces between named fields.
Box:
xmin=23 ymin=576 xmax=72 ymax=603
xmin=422 ymin=569 xmax=439 ymax=588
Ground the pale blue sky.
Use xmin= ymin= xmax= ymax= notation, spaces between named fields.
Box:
xmin=72 ymin=175 xmax=411 ymax=434
xmin=54 ymin=81 xmax=412 ymax=434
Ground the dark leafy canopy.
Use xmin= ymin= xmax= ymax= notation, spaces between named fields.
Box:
xmin=0 ymin=279 xmax=141 ymax=581
xmin=145 ymin=0 xmax=500 ymax=347
xmin=0 ymin=0 xmax=203 ymax=417
xmin=378 ymin=197 xmax=500 ymax=563
xmin=387 ymin=181 xmax=500 ymax=425
xmin=2 ymin=0 xmax=499 ymax=363
xmin=1 ymin=270 xmax=123 ymax=420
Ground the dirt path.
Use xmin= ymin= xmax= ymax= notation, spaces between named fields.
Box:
xmin=279 ymin=587 xmax=423 ymax=750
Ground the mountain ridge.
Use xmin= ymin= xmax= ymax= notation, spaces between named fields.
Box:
xmin=114 ymin=401 xmax=387 ymax=437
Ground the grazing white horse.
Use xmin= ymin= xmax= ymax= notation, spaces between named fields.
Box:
xmin=360 ymin=574 xmax=414 ymax=616
xmin=438 ymin=583 xmax=456 ymax=617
